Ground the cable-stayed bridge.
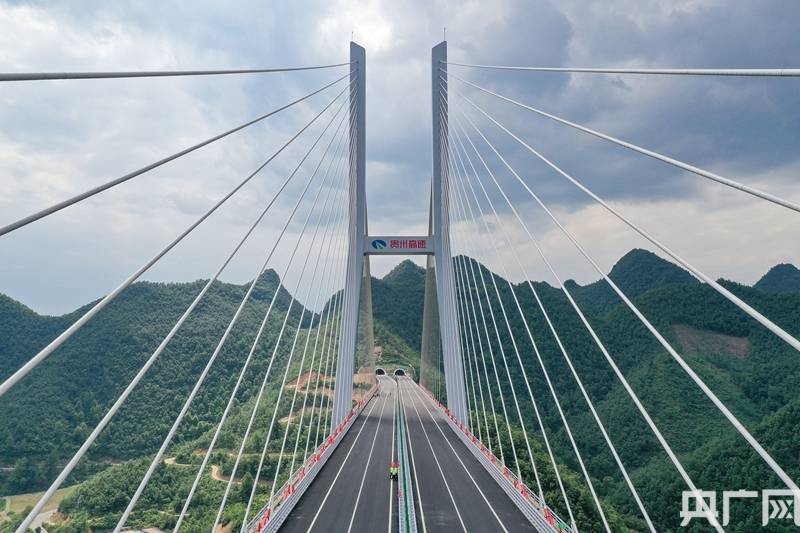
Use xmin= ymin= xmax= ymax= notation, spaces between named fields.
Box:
xmin=1 ymin=41 xmax=799 ymax=533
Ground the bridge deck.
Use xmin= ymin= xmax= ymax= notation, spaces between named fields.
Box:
xmin=399 ymin=378 xmax=533 ymax=533
xmin=279 ymin=375 xmax=397 ymax=533
xmin=279 ymin=376 xmax=533 ymax=532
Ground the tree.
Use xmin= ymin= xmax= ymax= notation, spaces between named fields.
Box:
xmin=239 ymin=472 xmax=254 ymax=503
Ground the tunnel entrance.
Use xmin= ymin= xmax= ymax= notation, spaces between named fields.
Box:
xmin=375 ymin=368 xmax=386 ymax=375
xmin=393 ymin=368 xmax=406 ymax=377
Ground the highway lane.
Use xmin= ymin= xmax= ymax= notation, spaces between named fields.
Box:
xmin=399 ymin=378 xmax=534 ymax=533
xmin=280 ymin=376 xmax=397 ymax=533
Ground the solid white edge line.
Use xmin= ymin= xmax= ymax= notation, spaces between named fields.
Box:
xmin=347 ymin=377 xmax=393 ymax=533
xmin=402 ymin=380 xmax=470 ymax=533
xmin=406 ymin=380 xmax=511 ymax=533
xmin=305 ymin=390 xmax=388 ymax=532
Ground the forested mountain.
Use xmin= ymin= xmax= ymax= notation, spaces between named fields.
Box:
xmin=2 ymin=250 xmax=798 ymax=532
xmin=755 ymin=263 xmax=800 ymax=293
xmin=371 ymin=259 xmax=426 ymax=350
xmin=372 ymin=250 xmax=800 ymax=530
xmin=452 ymin=249 xmax=800 ymax=531
xmin=564 ymin=248 xmax=699 ymax=314
xmin=0 ymin=271 xmax=309 ymax=495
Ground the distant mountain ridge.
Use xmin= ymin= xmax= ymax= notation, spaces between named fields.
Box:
xmin=2 ymin=249 xmax=799 ymax=532
xmin=0 ymin=270 xmax=308 ymax=494
xmin=755 ymin=263 xmax=800 ymax=293
xmin=371 ymin=259 xmax=425 ymax=350
xmin=370 ymin=249 xmax=800 ymax=530
xmin=562 ymin=248 xmax=699 ymax=314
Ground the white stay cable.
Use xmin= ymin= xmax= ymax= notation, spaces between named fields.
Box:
xmin=455 ymin=106 xmax=728 ymax=532
xmin=449 ymin=218 xmax=486 ymax=444
xmin=0 ymin=81 xmax=351 ymax=400
xmin=303 ymin=296 xmax=335 ymax=455
xmin=265 ymin=179 xmax=348 ymax=504
xmin=0 ymin=62 xmax=352 ymax=82
xmin=290 ymin=263 xmax=346 ymax=470
xmin=0 ymin=72 xmax=353 ymax=238
xmin=445 ymin=62 xmax=800 ymax=77
xmin=457 ymin=86 xmax=800 ymax=357
xmin=309 ymin=241 xmax=346 ymax=457
xmin=451 ymin=122 xmax=608 ymax=532
xmin=455 ymin=244 xmax=493 ymax=448
xmin=448 ymin=128 xmax=543 ymax=491
xmin=455 ymin=303 xmax=475 ymax=434
xmin=458 ymin=276 xmax=484 ymax=443
xmin=12 ymin=85 xmax=351 ymax=533
xmin=314 ymin=278 xmax=347 ymax=446
xmin=445 ymin=138 xmax=523 ymax=480
xmin=171 ymin=103 xmax=353 ymax=531
xmin=236 ymin=168 xmax=345 ymax=533
xmin=309 ymin=296 xmax=340 ymax=453
xmin=451 ymin=226 xmax=502 ymax=459
xmin=301 ymin=291 xmax=340 ymax=461
xmin=238 ymin=118 xmax=353 ymax=529
xmin=448 ymin=72 xmax=800 ymax=214
xmin=457 ymin=92 xmax=800 ymax=499
xmin=315 ymin=116 xmax=353 ymax=451
xmin=438 ymin=117 xmax=466 ymax=420
xmin=444 ymin=148 xmax=512 ymax=467
xmin=451 ymin=117 xmax=655 ymax=531
xmin=210 ymin=109 xmax=352 ymax=532
xmin=311 ymin=288 xmax=345 ymax=454
xmin=289 ymin=190 xmax=351 ymax=475
xmin=450 ymin=222 xmax=492 ymax=445
xmin=284 ymin=108 xmax=350 ymax=471
xmin=303 ymin=126 xmax=352 ymax=463
xmin=114 ymin=98 xmax=352 ymax=533
xmin=314 ymin=98 xmax=355 ymax=455
xmin=450 ymin=171 xmax=526 ymax=480
xmin=446 ymin=211 xmax=476 ymax=435
xmin=441 ymin=133 xmax=504 ymax=460
xmin=441 ymin=97 xmax=579 ymax=530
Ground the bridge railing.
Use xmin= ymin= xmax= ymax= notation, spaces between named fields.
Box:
xmin=438 ymin=48 xmax=800 ymax=532
xmin=245 ymin=384 xmax=378 ymax=533
xmin=419 ymin=384 xmax=571 ymax=533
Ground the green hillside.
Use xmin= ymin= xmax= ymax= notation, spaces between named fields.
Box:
xmin=755 ymin=263 xmax=800 ymax=293
xmin=2 ymin=250 xmax=799 ymax=532
xmin=454 ymin=251 xmax=800 ymax=531
xmin=371 ymin=259 xmax=426 ymax=350
xmin=0 ymin=271 xmax=310 ymax=495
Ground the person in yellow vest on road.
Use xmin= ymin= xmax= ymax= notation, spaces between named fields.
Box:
xmin=389 ymin=461 xmax=399 ymax=480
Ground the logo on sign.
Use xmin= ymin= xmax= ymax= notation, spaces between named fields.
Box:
xmin=371 ymin=239 xmax=387 ymax=250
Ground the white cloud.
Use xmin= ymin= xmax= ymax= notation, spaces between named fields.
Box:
xmin=0 ymin=0 xmax=798 ymax=315
xmin=452 ymin=162 xmax=800 ymax=287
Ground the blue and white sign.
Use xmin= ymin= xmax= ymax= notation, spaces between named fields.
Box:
xmin=365 ymin=235 xmax=433 ymax=255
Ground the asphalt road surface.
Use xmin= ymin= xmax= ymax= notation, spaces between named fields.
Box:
xmin=398 ymin=378 xmax=533 ymax=533
xmin=280 ymin=375 xmax=397 ymax=533
xmin=280 ymin=375 xmax=533 ymax=532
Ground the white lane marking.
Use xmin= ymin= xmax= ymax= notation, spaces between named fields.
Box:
xmin=306 ymin=392 xmax=386 ymax=532
xmin=400 ymin=379 xmax=427 ymax=533
xmin=347 ymin=379 xmax=393 ymax=533
xmin=389 ymin=379 xmax=397 ymax=533
xmin=402 ymin=379 xmax=468 ymax=533
xmin=408 ymin=382 xmax=510 ymax=533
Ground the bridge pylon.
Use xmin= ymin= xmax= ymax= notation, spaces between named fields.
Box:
xmin=331 ymin=42 xmax=369 ymax=429
xmin=332 ymin=40 xmax=468 ymax=429
xmin=427 ymin=41 xmax=468 ymax=424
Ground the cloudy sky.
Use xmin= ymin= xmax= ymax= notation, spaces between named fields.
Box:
xmin=0 ymin=0 xmax=798 ymax=315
